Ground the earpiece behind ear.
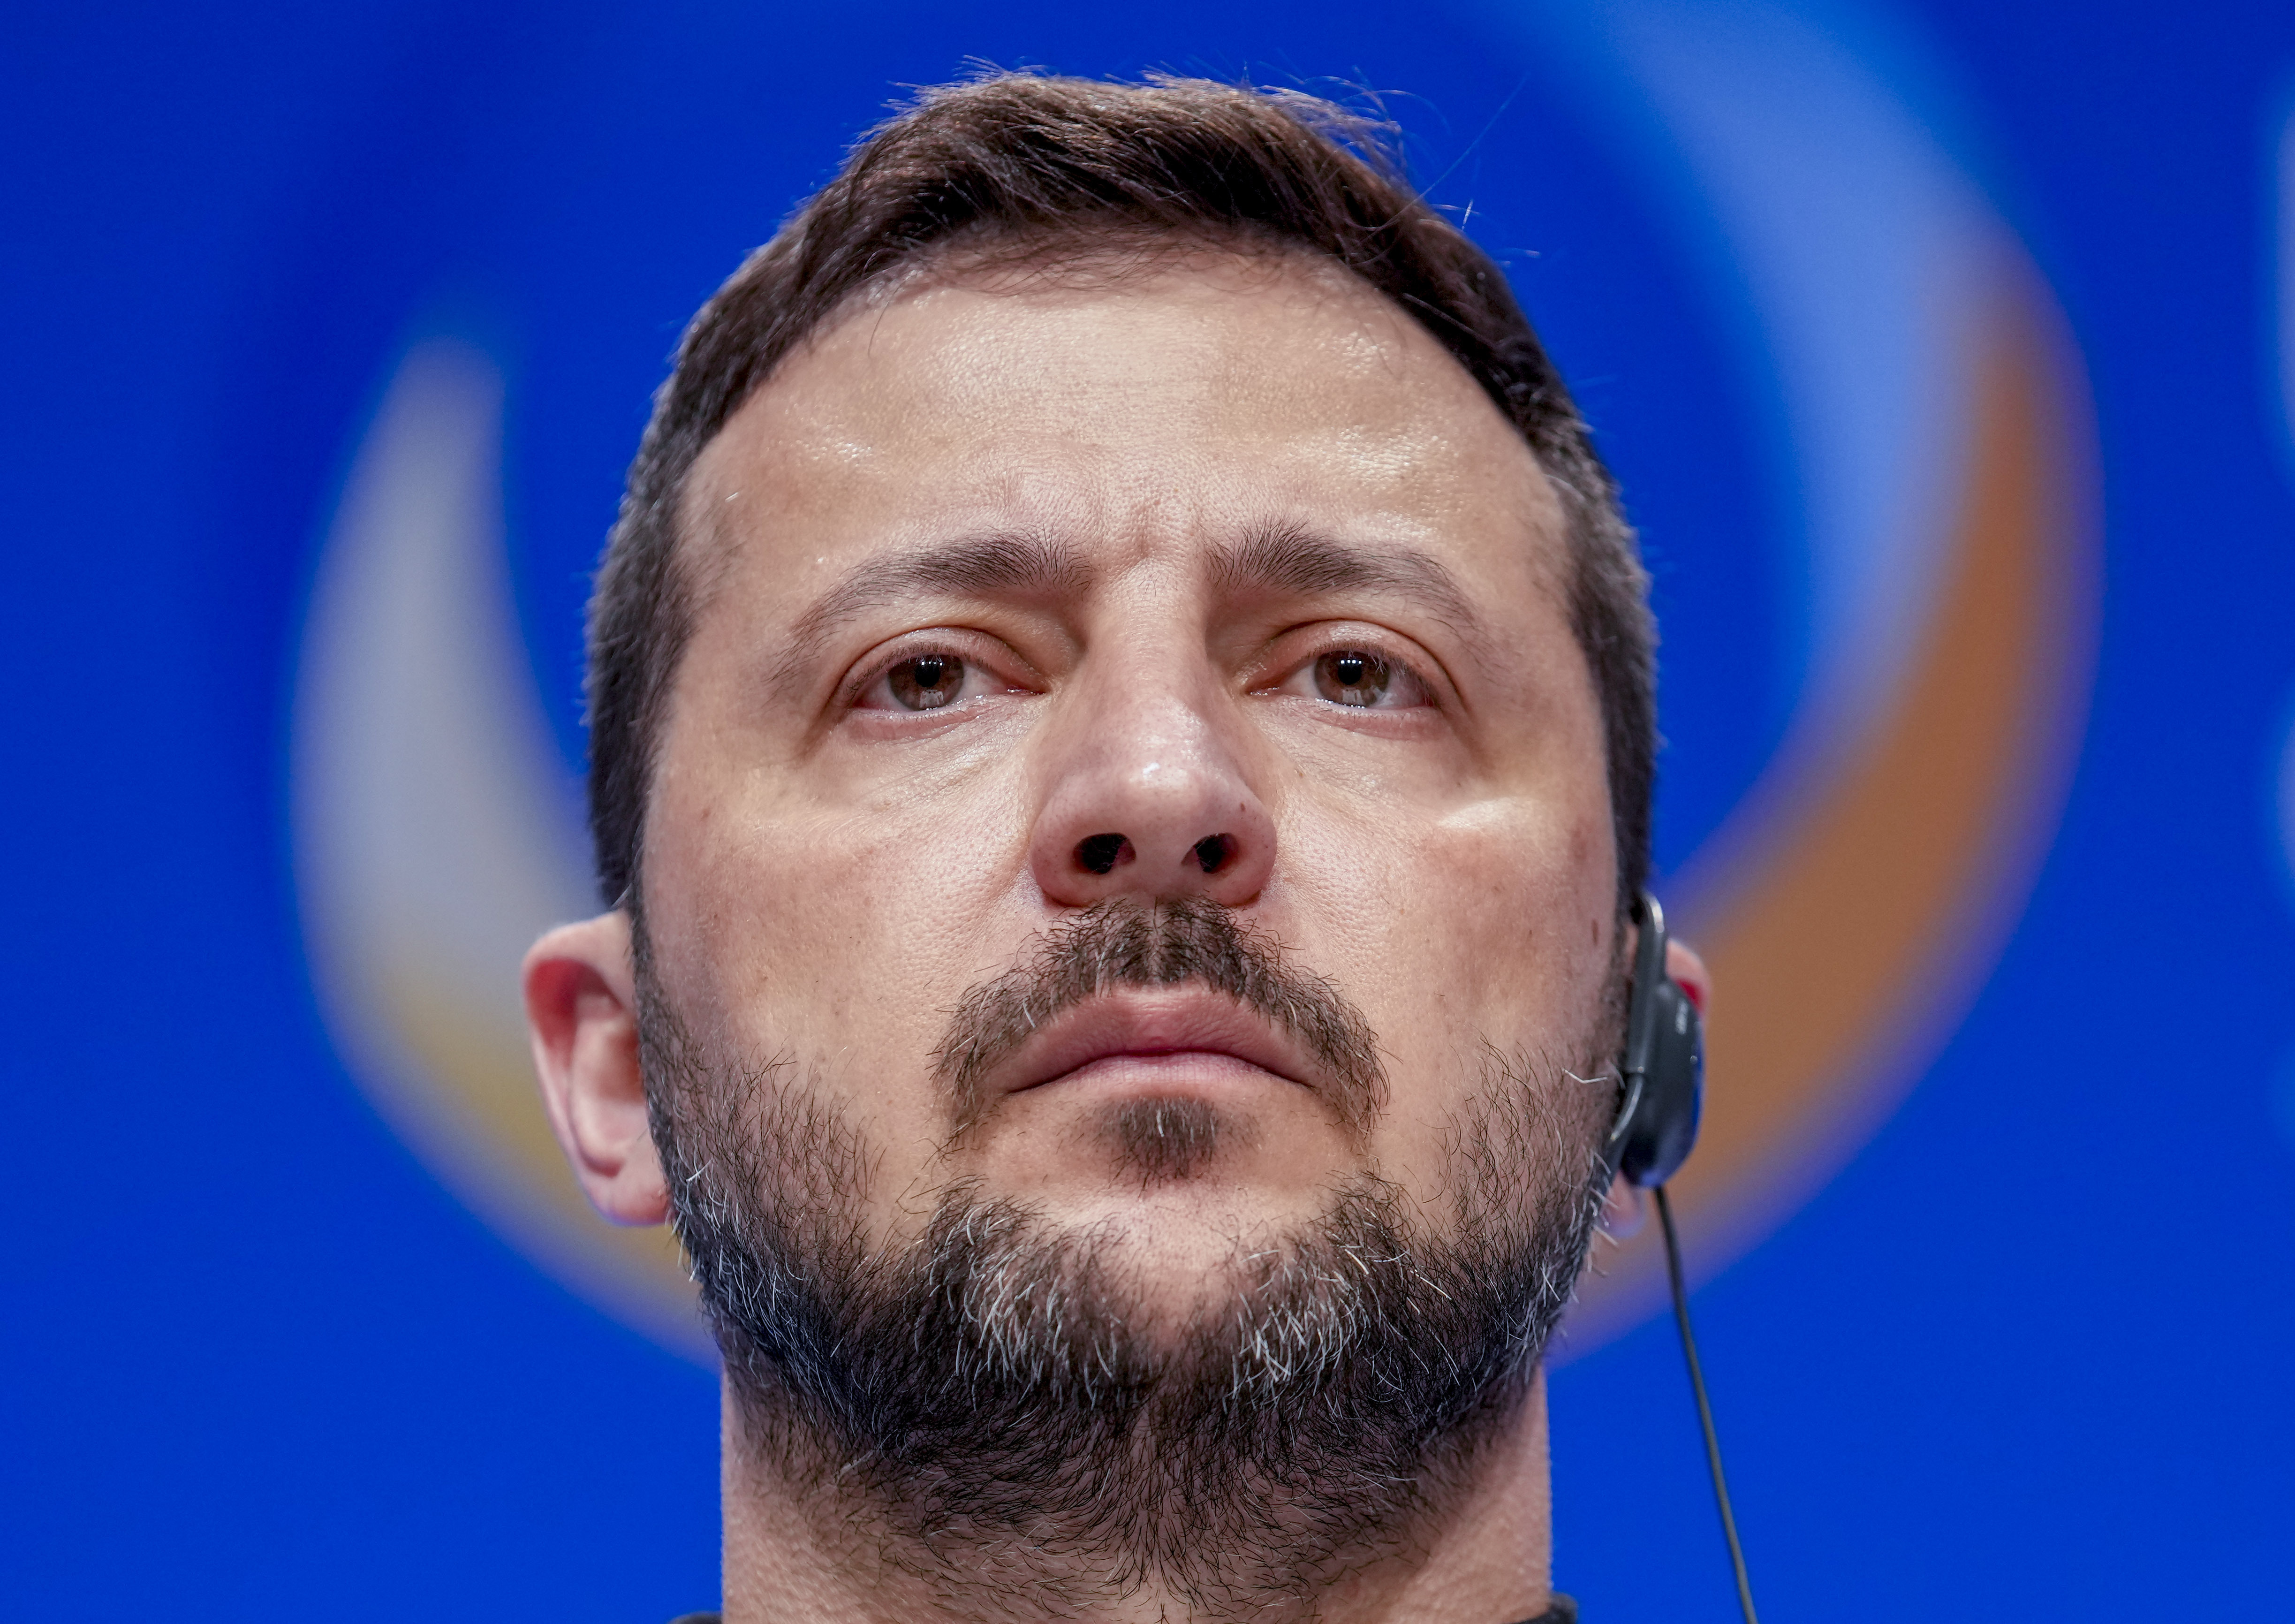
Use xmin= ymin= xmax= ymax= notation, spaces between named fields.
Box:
xmin=1608 ymin=897 xmax=1756 ymax=1622
xmin=1608 ymin=891 xmax=1705 ymax=1188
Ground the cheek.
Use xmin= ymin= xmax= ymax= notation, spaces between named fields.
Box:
xmin=1292 ymin=793 xmax=1608 ymax=1006
xmin=640 ymin=727 xmax=1039 ymax=1121
xmin=1270 ymin=778 xmax=1615 ymax=1165
xmin=1419 ymin=796 xmax=1613 ymax=1012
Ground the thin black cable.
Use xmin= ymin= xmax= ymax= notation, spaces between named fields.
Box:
xmin=1654 ymin=1183 xmax=1760 ymax=1624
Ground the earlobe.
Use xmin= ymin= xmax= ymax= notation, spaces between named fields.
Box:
xmin=1665 ymin=938 xmax=1711 ymax=1017
xmin=1598 ymin=1176 xmax=1646 ymax=1238
xmin=522 ymin=911 xmax=669 ymax=1227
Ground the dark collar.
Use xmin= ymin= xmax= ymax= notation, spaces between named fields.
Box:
xmin=1511 ymin=1600 xmax=1579 ymax=1624
xmin=671 ymin=1597 xmax=1578 ymax=1624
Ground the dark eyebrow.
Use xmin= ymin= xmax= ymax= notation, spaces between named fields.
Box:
xmin=1209 ymin=520 xmax=1495 ymax=652
xmin=773 ymin=531 xmax=1091 ymax=696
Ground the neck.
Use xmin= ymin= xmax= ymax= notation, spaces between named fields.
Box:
xmin=716 ymin=1369 xmax=1556 ymax=1624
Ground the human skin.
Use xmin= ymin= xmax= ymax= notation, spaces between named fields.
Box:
xmin=524 ymin=249 xmax=1707 ymax=1624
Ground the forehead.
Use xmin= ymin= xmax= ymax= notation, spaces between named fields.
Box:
xmin=683 ymin=249 xmax=1567 ymax=608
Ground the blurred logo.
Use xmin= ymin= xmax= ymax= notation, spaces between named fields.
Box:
xmin=292 ymin=1 xmax=2094 ymax=1360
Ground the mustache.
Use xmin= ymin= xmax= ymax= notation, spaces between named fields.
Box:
xmin=933 ymin=896 xmax=1388 ymax=1138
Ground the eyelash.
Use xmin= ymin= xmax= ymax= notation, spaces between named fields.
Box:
xmin=847 ymin=635 xmax=1030 ymax=714
xmin=1259 ymin=633 xmax=1438 ymax=712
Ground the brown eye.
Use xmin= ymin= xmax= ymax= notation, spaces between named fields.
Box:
xmin=887 ymin=653 xmax=965 ymax=710
xmin=1313 ymin=650 xmax=1391 ymax=706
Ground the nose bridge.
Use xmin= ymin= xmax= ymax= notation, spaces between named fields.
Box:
xmin=1027 ymin=627 xmax=1276 ymax=909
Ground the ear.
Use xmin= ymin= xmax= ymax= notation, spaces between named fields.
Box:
xmin=1601 ymin=934 xmax=1712 ymax=1236
xmin=1665 ymin=937 xmax=1711 ymax=1017
xmin=522 ymin=911 xmax=668 ymax=1226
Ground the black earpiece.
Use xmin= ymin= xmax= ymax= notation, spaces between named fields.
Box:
xmin=1606 ymin=890 xmax=1705 ymax=1188
xmin=1605 ymin=892 xmax=1758 ymax=1624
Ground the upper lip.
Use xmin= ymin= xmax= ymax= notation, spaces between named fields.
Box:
xmin=997 ymin=987 xmax=1316 ymax=1097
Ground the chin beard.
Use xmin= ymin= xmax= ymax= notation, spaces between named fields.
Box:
xmin=636 ymin=901 xmax=1615 ymax=1621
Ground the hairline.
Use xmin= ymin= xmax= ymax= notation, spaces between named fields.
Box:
xmin=667 ymin=226 xmax=1399 ymax=594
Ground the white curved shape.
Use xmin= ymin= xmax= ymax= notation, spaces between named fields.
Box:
xmin=296 ymin=342 xmax=591 ymax=1017
xmin=293 ymin=338 xmax=704 ymax=1352
xmin=1510 ymin=0 xmax=1994 ymax=756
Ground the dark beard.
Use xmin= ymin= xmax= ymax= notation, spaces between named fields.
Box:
xmin=639 ymin=898 xmax=1613 ymax=1620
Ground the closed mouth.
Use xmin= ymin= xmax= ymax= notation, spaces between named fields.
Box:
xmin=995 ymin=986 xmax=1316 ymax=1099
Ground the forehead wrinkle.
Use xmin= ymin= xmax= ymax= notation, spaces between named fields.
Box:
xmin=766 ymin=530 xmax=1094 ymax=698
xmin=1209 ymin=519 xmax=1502 ymax=665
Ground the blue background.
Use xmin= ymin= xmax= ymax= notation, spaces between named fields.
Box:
xmin=7 ymin=1 xmax=2293 ymax=1617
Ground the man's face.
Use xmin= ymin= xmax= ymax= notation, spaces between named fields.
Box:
xmin=646 ymin=249 xmax=1619 ymax=1332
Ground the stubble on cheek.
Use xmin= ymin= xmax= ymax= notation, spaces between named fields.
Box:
xmin=643 ymin=757 xmax=1004 ymax=1223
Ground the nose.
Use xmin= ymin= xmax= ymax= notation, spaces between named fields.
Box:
xmin=1027 ymin=678 xmax=1277 ymax=911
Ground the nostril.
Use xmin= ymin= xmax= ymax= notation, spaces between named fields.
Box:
xmin=1193 ymin=834 xmax=1237 ymax=874
xmin=1076 ymin=833 xmax=1133 ymax=876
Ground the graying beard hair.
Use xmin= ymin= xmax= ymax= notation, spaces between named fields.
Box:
xmin=637 ymin=911 xmax=1615 ymax=1622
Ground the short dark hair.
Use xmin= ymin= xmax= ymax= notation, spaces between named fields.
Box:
xmin=586 ymin=72 xmax=1655 ymax=917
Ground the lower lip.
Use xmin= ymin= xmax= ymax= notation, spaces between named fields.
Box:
xmin=1033 ymin=1050 xmax=1291 ymax=1093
